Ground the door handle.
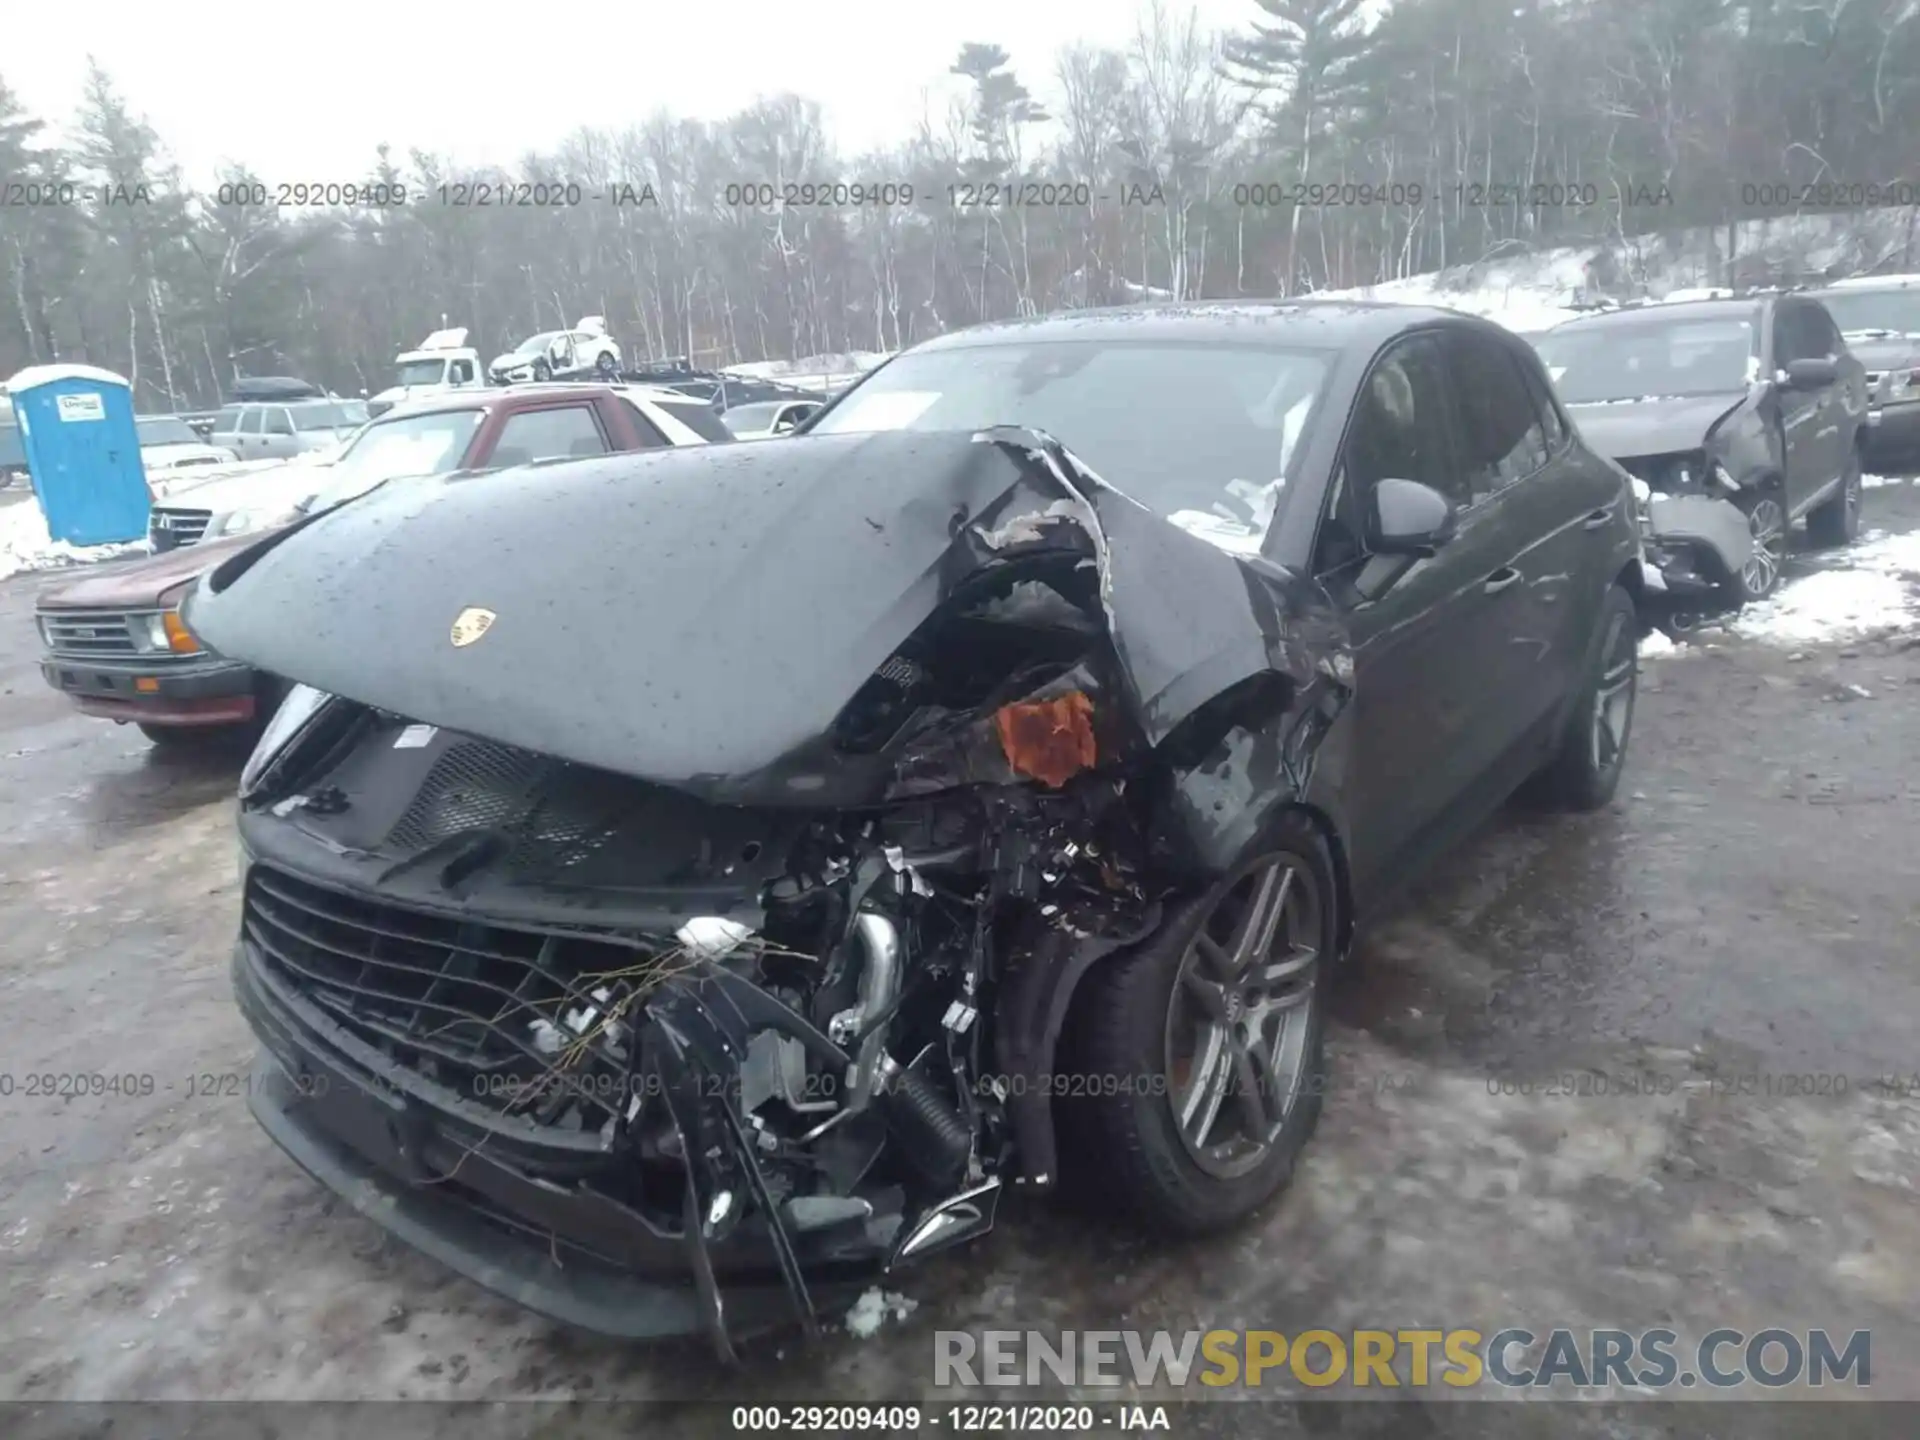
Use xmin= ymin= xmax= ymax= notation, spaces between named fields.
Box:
xmin=1582 ymin=506 xmax=1614 ymax=529
xmin=1484 ymin=567 xmax=1522 ymax=595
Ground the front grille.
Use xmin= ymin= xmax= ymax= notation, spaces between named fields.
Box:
xmin=37 ymin=608 xmax=194 ymax=664
xmin=243 ymin=865 xmax=659 ymax=1130
xmin=39 ymin=609 xmax=139 ymax=659
xmin=386 ymin=739 xmax=617 ymax=873
xmin=149 ymin=507 xmax=212 ymax=550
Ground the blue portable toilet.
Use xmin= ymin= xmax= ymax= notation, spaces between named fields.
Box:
xmin=4 ymin=364 xmax=151 ymax=545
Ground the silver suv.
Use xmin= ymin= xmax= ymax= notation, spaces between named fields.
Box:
xmin=209 ymin=399 xmax=369 ymax=460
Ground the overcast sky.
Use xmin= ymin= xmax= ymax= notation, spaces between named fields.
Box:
xmin=6 ymin=0 xmax=1262 ymax=187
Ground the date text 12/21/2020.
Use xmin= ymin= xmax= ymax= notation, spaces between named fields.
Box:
xmin=719 ymin=181 xmax=1170 ymax=209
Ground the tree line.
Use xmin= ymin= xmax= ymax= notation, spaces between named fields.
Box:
xmin=3 ymin=0 xmax=1919 ymax=410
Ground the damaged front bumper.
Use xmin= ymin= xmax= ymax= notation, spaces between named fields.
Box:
xmin=1639 ymin=493 xmax=1752 ymax=632
xmin=235 ymin=926 xmax=895 ymax=1349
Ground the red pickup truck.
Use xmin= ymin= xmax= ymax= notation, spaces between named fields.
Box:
xmin=34 ymin=383 xmax=725 ymax=746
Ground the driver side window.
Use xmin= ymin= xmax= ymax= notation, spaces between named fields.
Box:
xmin=1316 ymin=333 xmax=1462 ymax=578
xmin=1774 ymin=305 xmax=1821 ymax=365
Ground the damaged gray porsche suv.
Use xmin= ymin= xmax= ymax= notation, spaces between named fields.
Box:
xmin=182 ymin=301 xmax=1642 ymax=1359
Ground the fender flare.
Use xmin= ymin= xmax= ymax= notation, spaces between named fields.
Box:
xmin=993 ymin=803 xmax=1355 ymax=1189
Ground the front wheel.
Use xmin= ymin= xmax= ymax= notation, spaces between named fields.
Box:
xmin=595 ymin=351 xmax=618 ymax=378
xmin=1058 ymin=814 xmax=1333 ymax=1235
xmin=1736 ymin=487 xmax=1788 ymax=599
xmin=530 ymin=359 xmax=551 ymax=383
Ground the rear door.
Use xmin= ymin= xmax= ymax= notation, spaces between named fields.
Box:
xmin=1314 ymin=331 xmax=1514 ymax=897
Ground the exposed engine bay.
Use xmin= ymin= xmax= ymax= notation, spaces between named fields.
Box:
xmin=194 ymin=427 xmax=1355 ymax=1359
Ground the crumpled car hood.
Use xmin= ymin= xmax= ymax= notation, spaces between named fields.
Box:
xmin=183 ymin=428 xmax=1343 ymax=804
xmin=1567 ymin=393 xmax=1746 ymax=460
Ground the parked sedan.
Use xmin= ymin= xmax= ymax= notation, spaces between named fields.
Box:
xmin=37 ymin=384 xmax=714 ymax=747
xmin=182 ymin=301 xmax=1640 ymax=1357
xmin=135 ymin=415 xmax=239 ymax=476
xmin=1535 ymin=294 xmax=1869 ymax=601
xmin=720 ymin=398 xmax=822 ymax=439
xmin=488 ymin=318 xmax=623 ymax=384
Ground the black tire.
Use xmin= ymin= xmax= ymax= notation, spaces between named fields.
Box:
xmin=1538 ymin=584 xmax=1638 ymax=811
xmin=1057 ymin=812 xmax=1334 ymax=1236
xmin=1734 ymin=484 xmax=1787 ymax=599
xmin=531 ymin=359 xmax=551 ymax=383
xmin=1806 ymin=446 xmax=1863 ymax=550
xmin=595 ymin=351 xmax=618 ymax=378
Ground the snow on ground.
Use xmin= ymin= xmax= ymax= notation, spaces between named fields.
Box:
xmin=1865 ymin=473 xmax=1913 ymax=489
xmin=1639 ymin=630 xmax=1679 ymax=659
xmin=1325 ymin=247 xmax=1593 ymax=333
xmin=0 ymin=497 xmax=144 ymax=582
xmin=1732 ymin=528 xmax=1920 ymax=645
xmin=843 ymin=1287 xmax=917 ymax=1340
xmin=1323 ymin=204 xmax=1920 ymax=335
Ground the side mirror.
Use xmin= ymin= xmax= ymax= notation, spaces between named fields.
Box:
xmin=1781 ymin=357 xmax=1838 ymax=389
xmin=1370 ymin=477 xmax=1456 ymax=555
xmin=773 ymin=415 xmax=797 ymax=435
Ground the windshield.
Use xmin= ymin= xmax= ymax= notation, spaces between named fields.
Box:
xmin=291 ymin=401 xmax=365 ymax=431
xmin=722 ymin=402 xmax=784 ymax=432
xmin=809 ymin=340 xmax=1332 ymax=554
xmin=394 ymin=358 xmax=447 ymax=387
xmin=136 ymin=417 xmax=200 ymax=447
xmin=1535 ymin=319 xmax=1754 ymax=403
xmin=301 ymin=408 xmax=483 ymax=511
xmin=1817 ymin=290 xmax=1920 ymax=337
xmin=514 ymin=332 xmax=561 ymax=356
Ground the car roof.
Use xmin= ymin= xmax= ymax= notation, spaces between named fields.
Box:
xmin=1545 ymin=297 xmax=1767 ymax=332
xmin=1819 ymin=273 xmax=1920 ymax=291
xmin=909 ymin=298 xmax=1507 ymax=353
xmin=226 ymin=396 xmax=355 ymax=408
xmin=373 ymin=382 xmax=619 ymax=422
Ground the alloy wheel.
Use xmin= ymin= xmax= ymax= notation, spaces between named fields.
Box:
xmin=1590 ymin=609 xmax=1637 ymax=775
xmin=1742 ymin=497 xmax=1786 ymax=597
xmin=1163 ymin=855 xmax=1321 ymax=1180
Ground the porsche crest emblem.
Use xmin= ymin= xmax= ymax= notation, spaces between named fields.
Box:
xmin=450 ymin=607 xmax=497 ymax=648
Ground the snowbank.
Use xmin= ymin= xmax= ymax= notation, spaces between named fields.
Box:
xmin=1323 ymin=204 xmax=1920 ymax=335
xmin=0 ymin=499 xmax=145 ymax=582
xmin=1733 ymin=528 xmax=1920 ymax=645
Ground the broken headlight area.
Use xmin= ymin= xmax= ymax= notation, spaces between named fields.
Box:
xmin=236 ymin=683 xmax=1159 ymax=1359
xmin=1617 ymin=450 xmax=1709 ymax=500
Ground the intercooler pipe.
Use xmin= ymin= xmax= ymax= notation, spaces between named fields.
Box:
xmin=835 ymin=912 xmax=904 ymax=1108
xmin=835 ymin=913 xmax=972 ymax=1187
